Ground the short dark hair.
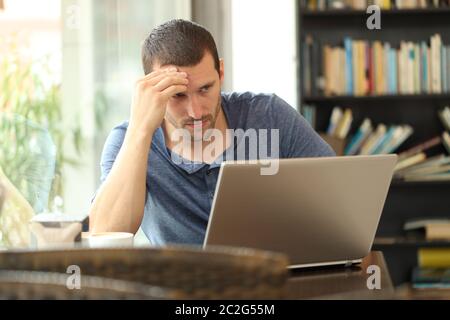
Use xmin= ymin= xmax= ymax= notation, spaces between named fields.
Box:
xmin=141 ymin=19 xmax=220 ymax=75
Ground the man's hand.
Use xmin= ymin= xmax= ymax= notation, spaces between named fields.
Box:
xmin=129 ymin=67 xmax=188 ymax=135
xmin=89 ymin=67 xmax=188 ymax=234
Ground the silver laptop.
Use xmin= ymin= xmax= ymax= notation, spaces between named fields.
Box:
xmin=203 ymin=154 xmax=397 ymax=268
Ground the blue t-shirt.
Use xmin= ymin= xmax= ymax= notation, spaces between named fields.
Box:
xmin=98 ymin=92 xmax=335 ymax=245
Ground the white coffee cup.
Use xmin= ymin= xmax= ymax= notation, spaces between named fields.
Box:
xmin=87 ymin=232 xmax=134 ymax=248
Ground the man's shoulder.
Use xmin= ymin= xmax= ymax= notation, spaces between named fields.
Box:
xmin=101 ymin=121 xmax=130 ymax=151
xmin=223 ymin=91 xmax=295 ymax=119
xmin=222 ymin=91 xmax=280 ymax=109
xmin=112 ymin=121 xmax=130 ymax=131
xmin=222 ymin=91 xmax=298 ymax=125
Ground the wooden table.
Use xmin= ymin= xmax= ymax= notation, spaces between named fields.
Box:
xmin=286 ymin=251 xmax=394 ymax=299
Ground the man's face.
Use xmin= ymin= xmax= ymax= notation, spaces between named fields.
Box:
xmin=155 ymin=52 xmax=225 ymax=141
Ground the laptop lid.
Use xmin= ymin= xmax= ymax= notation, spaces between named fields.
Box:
xmin=203 ymin=154 xmax=397 ymax=266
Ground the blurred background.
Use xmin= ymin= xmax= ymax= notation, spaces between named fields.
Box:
xmin=0 ymin=0 xmax=298 ymax=248
xmin=0 ymin=0 xmax=298 ymax=217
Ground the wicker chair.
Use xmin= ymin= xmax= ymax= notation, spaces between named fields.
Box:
xmin=0 ymin=270 xmax=180 ymax=300
xmin=0 ymin=245 xmax=290 ymax=299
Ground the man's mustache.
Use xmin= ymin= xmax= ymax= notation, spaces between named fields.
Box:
xmin=183 ymin=115 xmax=213 ymax=126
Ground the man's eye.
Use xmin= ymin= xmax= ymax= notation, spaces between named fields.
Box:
xmin=200 ymin=86 xmax=210 ymax=93
xmin=174 ymin=93 xmax=186 ymax=98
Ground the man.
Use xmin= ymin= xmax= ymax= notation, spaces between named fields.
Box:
xmin=89 ymin=19 xmax=335 ymax=245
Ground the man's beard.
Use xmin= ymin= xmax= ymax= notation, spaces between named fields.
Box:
xmin=166 ymin=95 xmax=221 ymax=141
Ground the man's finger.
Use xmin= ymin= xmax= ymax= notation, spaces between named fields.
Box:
xmin=146 ymin=71 xmax=186 ymax=87
xmin=140 ymin=69 xmax=167 ymax=82
xmin=160 ymin=84 xmax=188 ymax=100
xmin=153 ymin=74 xmax=188 ymax=92
xmin=140 ymin=66 xmax=178 ymax=81
xmin=138 ymin=71 xmax=186 ymax=88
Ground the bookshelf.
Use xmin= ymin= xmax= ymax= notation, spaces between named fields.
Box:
xmin=301 ymin=8 xmax=450 ymax=16
xmin=297 ymin=2 xmax=450 ymax=286
xmin=304 ymin=93 xmax=450 ymax=101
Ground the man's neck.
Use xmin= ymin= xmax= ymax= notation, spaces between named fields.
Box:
xmin=163 ymin=106 xmax=230 ymax=164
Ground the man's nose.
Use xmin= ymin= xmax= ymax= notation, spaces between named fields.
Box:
xmin=186 ymin=95 xmax=203 ymax=119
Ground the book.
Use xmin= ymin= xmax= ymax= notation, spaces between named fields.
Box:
xmin=384 ymin=125 xmax=414 ymax=154
xmin=395 ymin=154 xmax=450 ymax=178
xmin=359 ymin=124 xmax=387 ymax=155
xmin=353 ymin=0 xmax=367 ymax=9
xmin=344 ymin=118 xmax=373 ymax=155
xmin=438 ymin=106 xmax=450 ymax=131
xmin=303 ymin=35 xmax=313 ymax=96
xmin=317 ymin=0 xmax=326 ymax=10
xmin=371 ymin=125 xmax=397 ymax=154
xmin=414 ymin=43 xmax=421 ymax=94
xmin=403 ymin=164 xmax=450 ymax=178
xmin=407 ymin=42 xmax=415 ymax=94
xmin=377 ymin=126 xmax=406 ymax=154
xmin=447 ymin=46 xmax=450 ymax=93
xmin=421 ymin=41 xmax=428 ymax=94
xmin=412 ymin=267 xmax=450 ymax=289
xmin=398 ymin=135 xmax=442 ymax=161
xmin=399 ymin=155 xmax=450 ymax=178
xmin=431 ymin=34 xmax=442 ymax=94
xmin=341 ymin=120 xmax=412 ymax=155
xmin=388 ymin=47 xmax=398 ymax=94
xmin=374 ymin=41 xmax=384 ymax=95
xmin=368 ymin=41 xmax=374 ymax=95
xmin=334 ymin=108 xmax=353 ymax=139
xmin=344 ymin=37 xmax=353 ymax=95
xmin=405 ymin=217 xmax=450 ymax=241
xmin=304 ymin=34 xmax=448 ymax=97
xmin=405 ymin=217 xmax=450 ymax=232
xmin=427 ymin=224 xmax=450 ymax=241
xmin=418 ymin=248 xmax=450 ymax=268
xmin=323 ymin=44 xmax=331 ymax=96
xmin=302 ymin=105 xmax=317 ymax=129
xmin=443 ymin=46 xmax=448 ymax=94
xmin=404 ymin=172 xmax=450 ymax=181
xmin=394 ymin=152 xmax=427 ymax=171
xmin=443 ymin=131 xmax=450 ymax=154
xmin=427 ymin=46 xmax=432 ymax=93
xmin=311 ymin=38 xmax=321 ymax=96
xmin=352 ymin=41 xmax=360 ymax=95
xmin=326 ymin=106 xmax=343 ymax=136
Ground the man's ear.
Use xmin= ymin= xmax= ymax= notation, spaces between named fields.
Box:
xmin=219 ymin=58 xmax=225 ymax=84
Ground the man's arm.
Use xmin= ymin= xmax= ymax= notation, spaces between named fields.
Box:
xmin=89 ymin=126 xmax=152 ymax=234
xmin=89 ymin=67 xmax=188 ymax=234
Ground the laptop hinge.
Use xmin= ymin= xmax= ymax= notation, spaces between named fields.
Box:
xmin=344 ymin=261 xmax=353 ymax=267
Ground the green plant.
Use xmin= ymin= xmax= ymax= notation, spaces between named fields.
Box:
xmin=0 ymin=34 xmax=83 ymax=213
